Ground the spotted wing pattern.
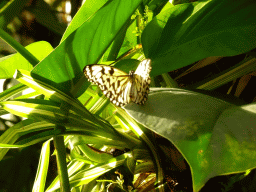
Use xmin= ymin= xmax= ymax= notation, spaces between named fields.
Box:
xmin=131 ymin=59 xmax=152 ymax=104
xmin=84 ymin=59 xmax=151 ymax=107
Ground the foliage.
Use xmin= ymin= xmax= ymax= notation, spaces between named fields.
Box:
xmin=1 ymin=0 xmax=256 ymax=191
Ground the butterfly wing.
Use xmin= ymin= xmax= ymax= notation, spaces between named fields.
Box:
xmin=84 ymin=59 xmax=152 ymax=107
xmin=84 ymin=65 xmax=132 ymax=106
xmin=131 ymin=59 xmax=152 ymax=104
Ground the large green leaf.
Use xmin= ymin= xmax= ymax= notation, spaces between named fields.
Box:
xmin=31 ymin=0 xmax=143 ymax=97
xmin=61 ymin=0 xmax=108 ymax=42
xmin=124 ymin=88 xmax=256 ymax=191
xmin=0 ymin=41 xmax=53 ymax=79
xmin=142 ymin=0 xmax=256 ymax=76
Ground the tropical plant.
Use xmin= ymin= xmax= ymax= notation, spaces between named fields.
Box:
xmin=1 ymin=0 xmax=256 ymax=192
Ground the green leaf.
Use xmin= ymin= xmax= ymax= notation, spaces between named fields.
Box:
xmin=0 ymin=99 xmax=101 ymax=130
xmin=0 ymin=29 xmax=40 ymax=66
xmin=31 ymin=0 xmax=143 ymax=97
xmin=114 ymin=106 xmax=166 ymax=191
xmin=113 ymin=59 xmax=141 ymax=73
xmin=46 ymin=153 xmax=130 ymax=191
xmin=33 ymin=140 xmax=51 ymax=192
xmin=124 ymin=88 xmax=256 ymax=191
xmin=68 ymin=133 xmax=138 ymax=150
xmin=14 ymin=69 xmax=87 ymax=114
xmin=72 ymin=144 xmax=113 ymax=164
xmin=1 ymin=97 xmax=123 ymax=140
xmin=0 ymin=41 xmax=53 ymax=79
xmin=142 ymin=0 xmax=256 ymax=76
xmin=0 ymin=83 xmax=28 ymax=102
xmin=61 ymin=0 xmax=108 ymax=42
xmin=0 ymin=119 xmax=55 ymax=160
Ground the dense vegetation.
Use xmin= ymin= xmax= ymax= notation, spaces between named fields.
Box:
xmin=1 ymin=0 xmax=256 ymax=191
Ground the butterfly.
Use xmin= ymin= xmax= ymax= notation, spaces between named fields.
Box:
xmin=84 ymin=59 xmax=151 ymax=107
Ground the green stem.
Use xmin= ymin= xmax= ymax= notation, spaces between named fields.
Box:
xmin=53 ymin=128 xmax=70 ymax=192
xmin=136 ymin=14 xmax=141 ymax=44
xmin=0 ymin=28 xmax=39 ymax=66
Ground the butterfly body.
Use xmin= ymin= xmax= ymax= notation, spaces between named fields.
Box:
xmin=84 ymin=59 xmax=151 ymax=107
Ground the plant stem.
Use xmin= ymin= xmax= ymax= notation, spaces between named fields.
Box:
xmin=53 ymin=128 xmax=70 ymax=192
xmin=0 ymin=28 xmax=39 ymax=66
xmin=136 ymin=13 xmax=141 ymax=44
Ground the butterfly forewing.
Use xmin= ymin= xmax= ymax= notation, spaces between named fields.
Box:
xmin=84 ymin=59 xmax=151 ymax=107
xmin=84 ymin=65 xmax=132 ymax=106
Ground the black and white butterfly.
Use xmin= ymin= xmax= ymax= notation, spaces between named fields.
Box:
xmin=84 ymin=59 xmax=151 ymax=107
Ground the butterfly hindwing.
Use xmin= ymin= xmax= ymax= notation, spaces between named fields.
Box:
xmin=132 ymin=59 xmax=151 ymax=104
xmin=84 ymin=59 xmax=151 ymax=107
